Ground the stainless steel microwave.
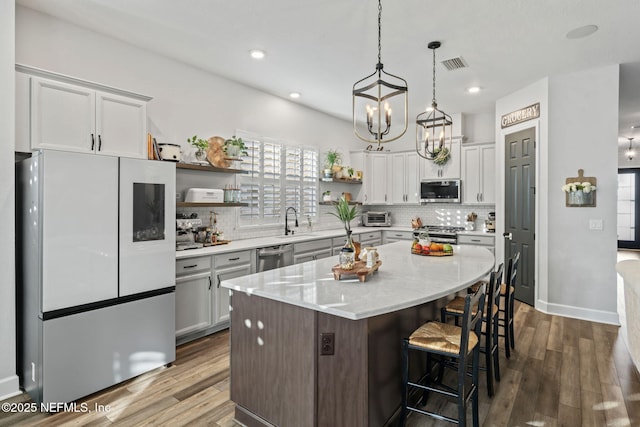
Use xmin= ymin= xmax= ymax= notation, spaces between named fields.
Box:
xmin=420 ymin=179 xmax=461 ymax=203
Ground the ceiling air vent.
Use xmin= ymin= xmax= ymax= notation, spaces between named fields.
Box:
xmin=441 ymin=57 xmax=468 ymax=71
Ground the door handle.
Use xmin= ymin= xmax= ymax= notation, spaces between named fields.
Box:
xmin=208 ymin=276 xmax=212 ymax=290
xmin=503 ymin=232 xmax=513 ymax=240
xmin=98 ymin=134 xmax=102 ymax=151
xmin=217 ymin=275 xmax=221 ymax=288
xmin=91 ymin=133 xmax=95 ymax=151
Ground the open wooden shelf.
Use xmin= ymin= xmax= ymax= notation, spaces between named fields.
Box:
xmin=176 ymin=202 xmax=248 ymax=208
xmin=319 ymin=201 xmax=361 ymax=206
xmin=176 ymin=162 xmax=245 ymax=174
xmin=320 ymin=177 xmax=362 ymax=184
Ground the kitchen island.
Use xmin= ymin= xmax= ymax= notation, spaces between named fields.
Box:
xmin=222 ymin=242 xmax=494 ymax=427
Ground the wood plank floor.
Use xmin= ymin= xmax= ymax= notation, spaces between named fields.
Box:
xmin=2 ymin=301 xmax=639 ymax=427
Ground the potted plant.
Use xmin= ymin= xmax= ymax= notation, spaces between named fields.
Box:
xmin=223 ymin=136 xmax=249 ymax=158
xmin=322 ymin=190 xmax=332 ymax=202
xmin=324 ymin=149 xmax=342 ymax=177
xmin=187 ymin=135 xmax=209 ymax=162
xmin=327 ymin=197 xmax=360 ymax=270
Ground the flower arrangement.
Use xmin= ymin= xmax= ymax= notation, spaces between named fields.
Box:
xmin=432 ymin=147 xmax=450 ymax=165
xmin=561 ymin=182 xmax=596 ymax=193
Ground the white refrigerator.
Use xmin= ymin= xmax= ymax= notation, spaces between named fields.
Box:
xmin=17 ymin=150 xmax=176 ymax=404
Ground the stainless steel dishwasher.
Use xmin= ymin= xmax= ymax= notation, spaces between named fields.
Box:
xmin=256 ymin=244 xmax=294 ymax=272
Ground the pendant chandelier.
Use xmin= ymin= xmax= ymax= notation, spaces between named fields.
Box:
xmin=416 ymin=41 xmax=453 ymax=160
xmin=626 ymin=137 xmax=635 ymax=161
xmin=352 ymin=0 xmax=408 ymax=148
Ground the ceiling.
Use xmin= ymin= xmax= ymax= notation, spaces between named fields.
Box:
xmin=16 ymin=0 xmax=640 ymax=146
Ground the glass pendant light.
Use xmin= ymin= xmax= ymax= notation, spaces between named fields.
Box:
xmin=352 ymin=0 xmax=408 ymax=149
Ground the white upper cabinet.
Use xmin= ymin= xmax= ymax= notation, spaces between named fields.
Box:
xmin=19 ymin=65 xmax=151 ymax=159
xmin=390 ymin=151 xmax=420 ymax=204
xmin=351 ymin=151 xmax=389 ymax=205
xmin=419 ymin=139 xmax=461 ymax=180
xmin=461 ymin=142 xmax=495 ymax=204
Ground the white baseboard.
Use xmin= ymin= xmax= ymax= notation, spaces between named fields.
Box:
xmin=536 ymin=300 xmax=620 ymax=325
xmin=0 ymin=374 xmax=21 ymax=401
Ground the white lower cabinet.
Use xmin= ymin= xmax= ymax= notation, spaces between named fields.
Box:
xmin=176 ymin=250 xmax=254 ymax=344
xmin=213 ymin=251 xmax=254 ymax=325
xmin=383 ymin=230 xmax=414 ymax=244
xmin=294 ymin=239 xmax=332 ymax=264
xmin=457 ymin=234 xmax=495 ymax=255
xmin=175 ymin=256 xmax=213 ymax=339
xmin=358 ymin=230 xmax=383 ymax=247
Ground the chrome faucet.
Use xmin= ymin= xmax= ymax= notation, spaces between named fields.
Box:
xmin=285 ymin=206 xmax=298 ymax=235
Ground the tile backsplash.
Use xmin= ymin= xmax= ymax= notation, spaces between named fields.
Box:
xmin=176 ymin=203 xmax=495 ymax=241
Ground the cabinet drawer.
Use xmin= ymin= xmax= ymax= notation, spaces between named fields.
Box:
xmin=294 ymin=238 xmax=332 ymax=255
xmin=176 ymin=256 xmax=212 ymax=276
xmin=214 ymin=250 xmax=253 ymax=269
xmin=383 ymin=230 xmax=413 ymax=240
xmin=457 ymin=234 xmax=495 ymax=246
xmin=359 ymin=231 xmax=382 ymax=241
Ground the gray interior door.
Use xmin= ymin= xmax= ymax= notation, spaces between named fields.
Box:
xmin=504 ymin=127 xmax=536 ymax=305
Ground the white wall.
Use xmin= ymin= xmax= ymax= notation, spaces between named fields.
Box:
xmin=495 ymin=66 xmax=619 ymax=325
xmin=546 ymin=65 xmax=619 ymax=323
xmin=0 ymin=0 xmax=19 ymax=400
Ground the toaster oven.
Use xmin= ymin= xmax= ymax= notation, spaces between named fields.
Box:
xmin=363 ymin=211 xmax=391 ymax=227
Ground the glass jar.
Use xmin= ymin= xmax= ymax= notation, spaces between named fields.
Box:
xmin=339 ymin=231 xmax=356 ymax=270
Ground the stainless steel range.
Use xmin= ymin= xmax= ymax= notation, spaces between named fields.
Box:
xmin=412 ymin=225 xmax=464 ymax=244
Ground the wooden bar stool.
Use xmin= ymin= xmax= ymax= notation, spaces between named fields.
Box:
xmin=499 ymin=252 xmax=519 ymax=357
xmin=469 ymin=252 xmax=519 ymax=359
xmin=400 ymin=284 xmax=486 ymax=427
xmin=441 ymin=264 xmax=503 ymax=396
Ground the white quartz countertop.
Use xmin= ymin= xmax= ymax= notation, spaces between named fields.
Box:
xmin=221 ymin=242 xmax=494 ymax=320
xmin=457 ymin=230 xmax=496 ymax=237
xmin=175 ymin=226 xmax=412 ymax=259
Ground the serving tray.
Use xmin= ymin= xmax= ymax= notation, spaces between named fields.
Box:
xmin=332 ymin=260 xmax=381 ymax=282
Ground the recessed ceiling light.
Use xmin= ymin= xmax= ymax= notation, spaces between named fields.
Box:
xmin=566 ymin=25 xmax=598 ymax=39
xmin=289 ymin=92 xmax=301 ymax=99
xmin=467 ymin=86 xmax=481 ymax=94
xmin=249 ymin=49 xmax=266 ymax=59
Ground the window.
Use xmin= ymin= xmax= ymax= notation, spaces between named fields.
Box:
xmin=237 ymin=131 xmax=318 ymax=227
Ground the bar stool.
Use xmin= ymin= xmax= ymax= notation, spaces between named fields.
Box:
xmin=441 ymin=264 xmax=503 ymax=396
xmin=400 ymin=284 xmax=486 ymax=427
xmin=499 ymin=252 xmax=519 ymax=357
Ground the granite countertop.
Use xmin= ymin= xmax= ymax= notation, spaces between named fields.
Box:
xmin=175 ymin=226 xmax=413 ymax=259
xmin=221 ymin=242 xmax=494 ymax=320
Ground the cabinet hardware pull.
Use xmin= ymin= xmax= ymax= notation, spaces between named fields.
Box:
xmin=480 ymin=193 xmax=483 ymax=202
xmin=228 ymin=257 xmax=240 ymax=261
xmin=91 ymin=133 xmax=95 ymax=151
xmin=98 ymin=135 xmax=102 ymax=151
xmin=183 ymin=264 xmax=197 ymax=269
xmin=208 ymin=276 xmax=212 ymax=290
xmin=471 ymin=239 xmax=481 ymax=242
xmin=217 ymin=275 xmax=221 ymax=288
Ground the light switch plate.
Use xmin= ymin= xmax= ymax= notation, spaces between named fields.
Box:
xmin=589 ymin=219 xmax=603 ymax=231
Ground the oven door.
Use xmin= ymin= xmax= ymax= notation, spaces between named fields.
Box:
xmin=119 ymin=158 xmax=176 ymax=296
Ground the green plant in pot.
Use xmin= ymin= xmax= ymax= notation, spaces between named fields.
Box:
xmin=322 ymin=190 xmax=332 ymax=202
xmin=327 ymin=197 xmax=360 ymax=269
xmin=187 ymin=135 xmax=209 ymax=161
xmin=324 ymin=149 xmax=342 ymax=177
xmin=223 ymin=136 xmax=249 ymax=158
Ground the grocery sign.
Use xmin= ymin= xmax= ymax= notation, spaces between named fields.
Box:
xmin=501 ymin=102 xmax=540 ymax=129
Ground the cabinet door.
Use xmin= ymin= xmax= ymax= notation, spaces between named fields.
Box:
xmin=462 ymin=145 xmax=481 ymax=204
xmin=480 ymin=144 xmax=496 ymax=203
xmin=175 ymin=273 xmax=213 ymax=337
xmin=31 ymin=77 xmax=96 ymax=153
xmin=390 ymin=153 xmax=406 ymax=204
xmin=405 ymin=152 xmax=420 ymax=203
xmin=96 ymin=92 xmax=147 ymax=159
xmin=214 ymin=263 xmax=252 ymax=325
xmin=367 ymin=154 xmax=388 ymax=204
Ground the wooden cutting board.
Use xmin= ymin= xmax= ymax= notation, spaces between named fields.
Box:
xmin=207 ymin=136 xmax=230 ymax=168
xmin=332 ymin=260 xmax=381 ymax=282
